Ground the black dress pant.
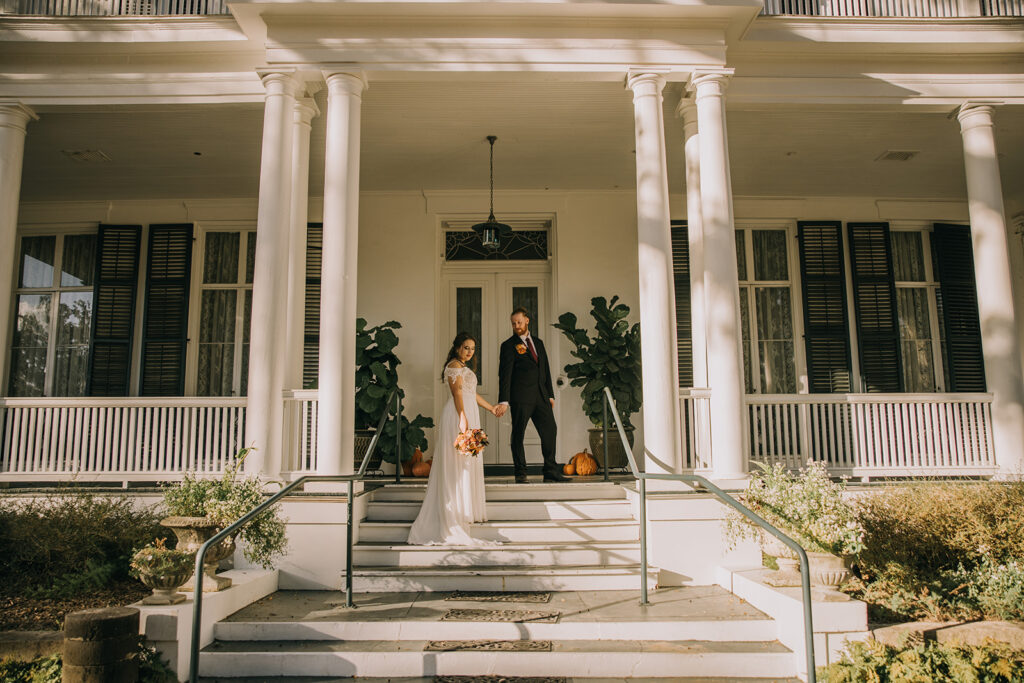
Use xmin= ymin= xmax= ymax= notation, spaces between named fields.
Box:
xmin=510 ymin=389 xmax=558 ymax=477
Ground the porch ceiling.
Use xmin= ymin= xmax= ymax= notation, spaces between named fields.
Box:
xmin=18 ymin=80 xmax=1024 ymax=205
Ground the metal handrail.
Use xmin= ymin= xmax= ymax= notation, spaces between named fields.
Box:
xmin=186 ymin=389 xmax=403 ymax=683
xmin=601 ymin=387 xmax=817 ymax=683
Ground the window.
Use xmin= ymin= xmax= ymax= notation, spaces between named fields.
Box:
xmin=9 ymin=233 xmax=97 ymax=396
xmin=736 ymin=227 xmax=798 ymax=394
xmin=195 ymin=230 xmax=255 ymax=396
xmin=891 ymin=230 xmax=946 ymax=392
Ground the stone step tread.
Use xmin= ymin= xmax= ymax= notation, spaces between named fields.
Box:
xmin=368 ymin=499 xmax=632 ymax=506
xmin=352 ymin=564 xmax=656 ymax=575
xmin=358 ymin=519 xmax=639 ymax=527
xmin=200 ymin=678 xmax=802 ymax=682
xmin=354 ymin=540 xmax=640 ymax=549
xmin=202 ymin=639 xmax=792 ymax=655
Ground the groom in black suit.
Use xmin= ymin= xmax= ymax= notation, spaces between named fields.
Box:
xmin=496 ymin=307 xmax=569 ymax=483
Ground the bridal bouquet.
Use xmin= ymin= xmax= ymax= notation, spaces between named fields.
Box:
xmin=455 ymin=428 xmax=489 ymax=457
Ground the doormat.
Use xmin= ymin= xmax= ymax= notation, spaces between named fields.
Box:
xmin=425 ymin=639 xmax=552 ymax=652
xmin=436 ymin=677 xmax=566 ymax=683
xmin=440 ymin=608 xmax=560 ymax=623
xmin=445 ymin=591 xmax=552 ymax=603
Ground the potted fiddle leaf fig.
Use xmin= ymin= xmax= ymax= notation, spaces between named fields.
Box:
xmin=354 ymin=318 xmax=433 ymax=471
xmin=553 ymin=296 xmax=642 ymax=469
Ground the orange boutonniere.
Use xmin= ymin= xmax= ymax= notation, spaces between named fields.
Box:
xmin=516 ymin=344 xmax=527 ymax=355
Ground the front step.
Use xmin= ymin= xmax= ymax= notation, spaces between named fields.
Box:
xmin=370 ymin=481 xmax=628 ymax=502
xmin=199 ymin=639 xmax=794 ymax=679
xmin=351 ymin=564 xmax=657 ymax=592
xmin=352 ymin=541 xmax=641 ymax=567
xmin=358 ymin=518 xmax=640 ymax=544
xmin=366 ymin=499 xmax=632 ymax=522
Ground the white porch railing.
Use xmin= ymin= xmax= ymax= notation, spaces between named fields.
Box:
xmin=745 ymin=393 xmax=997 ymax=477
xmin=0 ymin=0 xmax=227 ymax=15
xmin=679 ymin=388 xmax=712 ymax=471
xmin=282 ymin=390 xmax=318 ymax=474
xmin=0 ymin=396 xmax=246 ymax=482
xmin=761 ymin=0 xmax=1022 ymax=15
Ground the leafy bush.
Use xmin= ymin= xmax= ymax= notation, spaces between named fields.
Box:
xmin=821 ymin=637 xmax=1024 ymax=682
xmin=0 ymin=642 xmax=175 ymax=683
xmin=0 ymin=492 xmax=167 ymax=595
xmin=847 ymin=480 xmax=1024 ymax=622
xmin=725 ymin=461 xmax=865 ymax=556
xmin=162 ymin=448 xmax=287 ymax=569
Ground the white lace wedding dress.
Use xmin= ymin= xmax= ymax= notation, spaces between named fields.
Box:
xmin=406 ymin=365 xmax=489 ymax=545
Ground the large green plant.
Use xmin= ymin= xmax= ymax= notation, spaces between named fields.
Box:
xmin=553 ymin=296 xmax=642 ymax=428
xmin=354 ymin=318 xmax=433 ymax=463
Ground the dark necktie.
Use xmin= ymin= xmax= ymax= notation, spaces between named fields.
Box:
xmin=526 ymin=336 xmax=538 ymax=362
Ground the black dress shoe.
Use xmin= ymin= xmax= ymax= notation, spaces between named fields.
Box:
xmin=514 ymin=474 xmax=529 ymax=484
xmin=543 ymin=472 xmax=570 ymax=482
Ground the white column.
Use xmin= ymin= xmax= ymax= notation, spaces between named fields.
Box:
xmin=957 ymin=103 xmax=1024 ymax=476
xmin=626 ymin=71 xmax=682 ymax=476
xmin=676 ymin=99 xmax=708 ymax=389
xmin=689 ymin=69 xmax=747 ymax=484
xmin=0 ymin=103 xmax=36 ymax=364
xmin=245 ymin=71 xmax=299 ymax=477
xmin=317 ymin=71 xmax=365 ymax=476
xmin=285 ymin=96 xmax=319 ymax=390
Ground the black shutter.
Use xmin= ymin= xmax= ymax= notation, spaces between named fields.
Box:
xmin=303 ymin=223 xmax=322 ymax=389
xmin=848 ymin=222 xmax=902 ymax=392
xmin=933 ymin=223 xmax=986 ymax=392
xmin=87 ymin=225 xmax=141 ymax=396
xmin=797 ymin=221 xmax=851 ymax=393
xmin=140 ymin=224 xmax=193 ymax=396
xmin=670 ymin=220 xmax=693 ymax=388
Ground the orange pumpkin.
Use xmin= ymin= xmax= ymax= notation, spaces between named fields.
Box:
xmin=572 ymin=449 xmax=598 ymax=476
xmin=402 ymin=448 xmax=424 ymax=476
xmin=563 ymin=462 xmax=576 ymax=476
xmin=412 ymin=459 xmax=432 ymax=477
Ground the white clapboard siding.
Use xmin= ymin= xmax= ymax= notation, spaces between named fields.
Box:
xmin=0 ymin=397 xmax=246 ymax=481
xmin=282 ymin=390 xmax=318 ymax=474
xmin=745 ymin=393 xmax=997 ymax=478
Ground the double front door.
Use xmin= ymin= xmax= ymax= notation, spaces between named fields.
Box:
xmin=440 ymin=266 xmax=551 ymax=467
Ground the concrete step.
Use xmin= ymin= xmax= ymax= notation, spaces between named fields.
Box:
xmin=350 ymin=565 xmax=659 ymax=592
xmin=365 ymin=499 xmax=633 ymax=522
xmin=214 ymin=616 xmax=778 ymax=643
xmin=370 ymin=481 xmax=628 ymax=502
xmin=199 ymin=639 xmax=795 ymax=679
xmin=200 ymin=678 xmax=803 ymax=682
xmin=358 ymin=518 xmax=640 ymax=544
xmin=352 ymin=541 xmax=641 ymax=567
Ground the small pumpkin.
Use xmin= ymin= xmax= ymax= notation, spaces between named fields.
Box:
xmin=412 ymin=459 xmax=432 ymax=478
xmin=563 ymin=461 xmax=576 ymax=476
xmin=572 ymin=449 xmax=598 ymax=476
xmin=402 ymin=448 xmax=424 ymax=476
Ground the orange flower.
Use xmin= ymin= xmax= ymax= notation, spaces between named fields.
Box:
xmin=515 ymin=344 xmax=527 ymax=354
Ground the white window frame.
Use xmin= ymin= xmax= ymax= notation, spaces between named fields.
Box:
xmin=7 ymin=225 xmax=98 ymax=397
xmin=736 ymin=221 xmax=807 ymax=395
xmin=890 ymin=222 xmax=947 ymax=393
xmin=185 ymin=222 xmax=256 ymax=397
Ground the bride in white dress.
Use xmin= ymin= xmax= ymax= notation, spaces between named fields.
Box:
xmin=407 ymin=333 xmax=500 ymax=546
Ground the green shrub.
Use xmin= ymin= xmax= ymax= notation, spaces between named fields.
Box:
xmin=0 ymin=654 xmax=60 ymax=683
xmin=0 ymin=492 xmax=168 ymax=595
xmin=821 ymin=637 xmax=1024 ymax=682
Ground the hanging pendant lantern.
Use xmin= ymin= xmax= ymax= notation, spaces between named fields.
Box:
xmin=472 ymin=135 xmax=512 ymax=250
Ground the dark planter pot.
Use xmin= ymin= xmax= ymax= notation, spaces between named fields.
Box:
xmin=588 ymin=426 xmax=635 ymax=471
xmin=354 ymin=429 xmax=378 ymax=471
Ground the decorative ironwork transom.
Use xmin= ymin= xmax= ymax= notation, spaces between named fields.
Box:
xmin=445 ymin=229 xmax=548 ymax=261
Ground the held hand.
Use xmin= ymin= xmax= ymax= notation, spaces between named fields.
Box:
xmin=494 ymin=404 xmax=508 ymax=418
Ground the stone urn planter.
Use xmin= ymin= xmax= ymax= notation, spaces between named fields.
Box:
xmin=807 ymin=551 xmax=853 ymax=588
xmin=160 ymin=516 xmax=235 ymax=592
xmin=138 ymin=567 xmax=193 ymax=605
xmin=760 ymin=530 xmax=802 ymax=587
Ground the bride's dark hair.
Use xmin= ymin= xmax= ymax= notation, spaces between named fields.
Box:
xmin=442 ymin=332 xmax=478 ymax=378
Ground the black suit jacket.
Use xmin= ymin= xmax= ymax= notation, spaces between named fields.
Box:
xmin=498 ymin=334 xmax=555 ymax=405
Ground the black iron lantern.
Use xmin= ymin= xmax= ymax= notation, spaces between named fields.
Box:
xmin=471 ymin=135 xmax=512 ymax=250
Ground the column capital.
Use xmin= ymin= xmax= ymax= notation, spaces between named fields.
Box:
xmin=625 ymin=70 xmax=668 ymax=96
xmin=687 ymin=68 xmax=735 ymax=98
xmin=0 ymin=102 xmax=38 ymax=132
xmin=257 ymin=69 xmax=302 ymax=98
xmin=323 ymin=69 xmax=368 ymax=96
xmin=294 ymin=96 xmax=320 ymax=127
xmin=956 ymin=102 xmax=997 ymax=132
